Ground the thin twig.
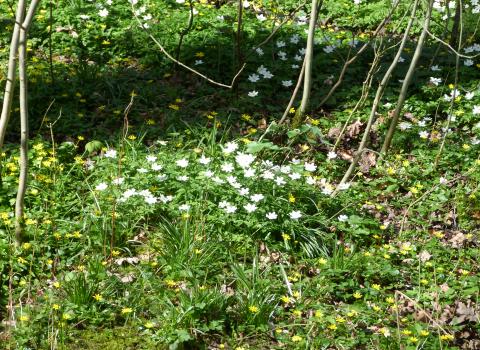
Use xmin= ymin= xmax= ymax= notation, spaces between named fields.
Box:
xmin=132 ymin=5 xmax=245 ymax=88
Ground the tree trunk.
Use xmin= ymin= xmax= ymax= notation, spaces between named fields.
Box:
xmin=292 ymin=0 xmax=320 ymax=128
xmin=0 ymin=0 xmax=27 ymax=151
xmin=380 ymin=0 xmax=434 ymax=155
xmin=334 ymin=0 xmax=421 ymax=194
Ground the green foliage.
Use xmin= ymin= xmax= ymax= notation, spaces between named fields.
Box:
xmin=1 ymin=0 xmax=480 ymax=349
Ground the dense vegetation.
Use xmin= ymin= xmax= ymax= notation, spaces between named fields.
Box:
xmin=0 ymin=0 xmax=479 ymax=349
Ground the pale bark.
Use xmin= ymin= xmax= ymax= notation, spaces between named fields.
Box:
xmin=380 ymin=0 xmax=434 ymax=155
xmin=292 ymin=0 xmax=320 ymax=127
xmin=0 ymin=0 xmax=27 ymax=151
xmin=334 ymin=0 xmax=421 ymax=194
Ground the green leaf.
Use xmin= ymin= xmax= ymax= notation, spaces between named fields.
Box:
xmin=85 ymin=140 xmax=103 ymax=154
xmin=287 ymin=129 xmax=301 ymax=138
xmin=246 ymin=141 xmax=280 ymax=154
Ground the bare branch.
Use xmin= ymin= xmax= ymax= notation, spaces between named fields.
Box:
xmin=132 ymin=5 xmax=245 ymax=89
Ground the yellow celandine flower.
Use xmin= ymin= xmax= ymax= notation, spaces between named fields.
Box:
xmin=241 ymin=114 xmax=251 ymax=121
xmin=408 ymin=336 xmax=418 ymax=343
xmin=372 ymin=284 xmax=381 ymax=291
xmin=318 ymin=258 xmax=327 ymax=265
xmin=310 ymin=119 xmax=320 ymax=126
xmin=292 ymin=291 xmax=301 ymax=299
xmin=353 ymin=292 xmax=362 ymax=299
xmin=93 ymin=294 xmax=103 ymax=301
xmin=77 ymin=135 xmax=84 ymax=140
xmin=248 ymin=305 xmax=259 ymax=314
xmin=291 ymin=335 xmax=303 ymax=342
xmin=128 ymin=135 xmax=137 ymax=140
xmin=440 ymin=334 xmax=454 ymax=341
xmin=420 ymin=330 xmax=430 ymax=336
xmin=372 ymin=305 xmax=381 ymax=312
xmin=328 ymin=324 xmax=337 ymax=330
xmin=146 ymin=119 xmax=156 ymax=125
xmin=402 ymin=330 xmax=412 ymax=336
xmin=25 ymin=219 xmax=37 ymax=225
xmin=165 ymin=280 xmax=177 ymax=288
xmin=52 ymin=304 xmax=60 ymax=310
xmin=144 ymin=321 xmax=155 ymax=328
xmin=22 ymin=242 xmax=31 ymax=250
xmin=335 ymin=316 xmax=345 ymax=323
xmin=462 ymin=144 xmax=471 ymax=151
xmin=112 ymin=250 xmax=120 ymax=256
xmin=280 ymin=295 xmax=291 ymax=303
xmin=282 ymin=233 xmax=291 ymax=241
xmin=314 ymin=310 xmax=323 ymax=318
xmin=386 ymin=297 xmax=395 ymax=304
xmin=293 ymin=310 xmax=302 ymax=317
xmin=347 ymin=310 xmax=358 ymax=317
xmin=289 ymin=107 xmax=296 ymax=114
xmin=195 ymin=52 xmax=205 ymax=58
xmin=169 ymin=104 xmax=180 ymax=111
xmin=386 ymin=167 xmax=395 ymax=175
xmin=53 ymin=281 xmax=61 ymax=288
xmin=19 ymin=315 xmax=29 ymax=322
xmin=288 ymin=194 xmax=296 ymax=203
xmin=402 ymin=160 xmax=410 ymax=167
xmin=121 ymin=307 xmax=133 ymax=314
xmin=409 ymin=187 xmax=419 ymax=194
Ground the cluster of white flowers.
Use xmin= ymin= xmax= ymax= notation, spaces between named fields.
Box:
xmin=92 ymin=140 xmax=356 ymax=230
xmin=247 ymin=34 xmax=308 ymax=97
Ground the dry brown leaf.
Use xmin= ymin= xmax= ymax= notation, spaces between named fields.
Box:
xmin=327 ymin=127 xmax=341 ymax=139
xmin=359 ymin=151 xmax=376 ymax=172
xmin=346 ymin=120 xmax=363 ymax=139
xmin=418 ymin=250 xmax=432 ymax=262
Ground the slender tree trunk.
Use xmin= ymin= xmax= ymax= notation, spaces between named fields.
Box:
xmin=16 ymin=18 xmax=29 ymax=243
xmin=7 ymin=0 xmax=40 ymax=243
xmin=233 ymin=0 xmax=243 ymax=93
xmin=449 ymin=0 xmax=461 ymax=48
xmin=435 ymin=0 xmax=463 ymax=166
xmin=292 ymin=0 xmax=320 ymax=127
xmin=334 ymin=0 xmax=421 ymax=193
xmin=279 ymin=58 xmax=306 ymax=125
xmin=175 ymin=0 xmax=194 ymax=71
xmin=0 ymin=0 xmax=27 ymax=152
xmin=380 ymin=0 xmax=434 ymax=155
